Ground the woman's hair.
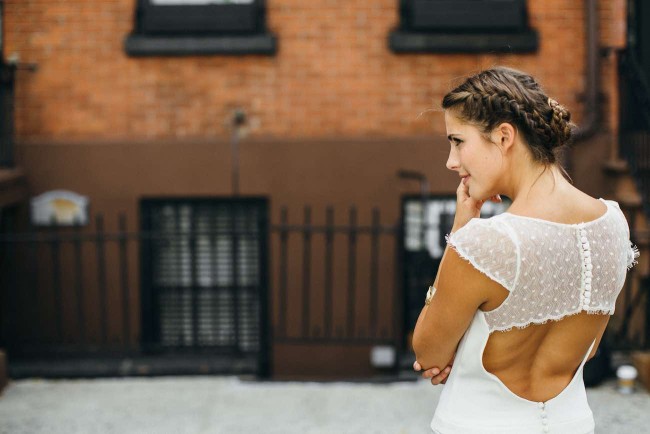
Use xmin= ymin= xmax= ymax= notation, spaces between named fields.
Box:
xmin=442 ymin=66 xmax=574 ymax=166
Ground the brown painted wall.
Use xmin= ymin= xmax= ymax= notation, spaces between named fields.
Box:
xmin=13 ymin=131 xmax=617 ymax=377
xmin=15 ymin=136 xmax=459 ymax=377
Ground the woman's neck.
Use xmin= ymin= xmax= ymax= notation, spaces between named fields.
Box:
xmin=505 ymin=163 xmax=571 ymax=207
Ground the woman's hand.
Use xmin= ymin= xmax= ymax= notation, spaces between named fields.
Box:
xmin=412 ymin=358 xmax=453 ymax=385
xmin=452 ymin=178 xmax=501 ymax=232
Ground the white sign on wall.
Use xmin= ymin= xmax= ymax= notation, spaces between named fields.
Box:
xmin=31 ymin=190 xmax=89 ymax=226
xmin=404 ymin=197 xmax=510 ymax=259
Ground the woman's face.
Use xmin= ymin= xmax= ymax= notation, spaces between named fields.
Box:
xmin=444 ymin=111 xmax=505 ymax=201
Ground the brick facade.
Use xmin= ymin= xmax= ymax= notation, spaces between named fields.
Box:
xmin=1 ymin=0 xmax=631 ymax=379
xmin=4 ymin=0 xmax=626 ymax=141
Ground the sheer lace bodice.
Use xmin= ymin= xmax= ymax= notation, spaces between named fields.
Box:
xmin=445 ymin=198 xmax=639 ymax=333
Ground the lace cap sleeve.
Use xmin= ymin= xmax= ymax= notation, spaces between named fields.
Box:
xmin=445 ymin=217 xmax=519 ymax=292
xmin=627 ymin=241 xmax=640 ymax=270
xmin=611 ymin=201 xmax=641 ymax=269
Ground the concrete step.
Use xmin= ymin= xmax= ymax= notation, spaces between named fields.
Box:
xmin=8 ymin=354 xmax=259 ymax=379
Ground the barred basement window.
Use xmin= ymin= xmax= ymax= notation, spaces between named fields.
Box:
xmin=140 ymin=198 xmax=268 ymax=354
xmin=389 ymin=0 xmax=538 ymax=53
xmin=125 ymin=0 xmax=277 ymax=56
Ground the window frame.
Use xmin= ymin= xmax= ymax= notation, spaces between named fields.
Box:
xmin=125 ymin=0 xmax=277 ymax=56
xmin=140 ymin=196 xmax=269 ymax=354
xmin=389 ymin=0 xmax=538 ymax=54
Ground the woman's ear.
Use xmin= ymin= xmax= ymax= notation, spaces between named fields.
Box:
xmin=495 ymin=122 xmax=516 ymax=152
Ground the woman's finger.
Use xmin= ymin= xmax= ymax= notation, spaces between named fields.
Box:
xmin=424 ymin=366 xmax=449 ymax=379
xmin=423 ymin=367 xmax=440 ymax=378
xmin=430 ymin=366 xmax=452 ymax=385
xmin=413 ymin=361 xmax=422 ymax=371
xmin=456 ymin=179 xmax=470 ymax=201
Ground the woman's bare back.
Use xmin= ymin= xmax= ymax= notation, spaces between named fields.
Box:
xmin=479 ymin=193 xmax=611 ymax=402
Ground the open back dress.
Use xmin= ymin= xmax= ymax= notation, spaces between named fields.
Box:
xmin=430 ymin=198 xmax=639 ymax=434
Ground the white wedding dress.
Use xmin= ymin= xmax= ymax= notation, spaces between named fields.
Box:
xmin=429 ymin=198 xmax=639 ymax=434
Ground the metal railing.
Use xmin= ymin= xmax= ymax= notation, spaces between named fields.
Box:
xmin=1 ymin=214 xmax=144 ymax=356
xmin=0 ymin=203 xmax=409 ymax=378
xmin=271 ymin=205 xmax=402 ymax=346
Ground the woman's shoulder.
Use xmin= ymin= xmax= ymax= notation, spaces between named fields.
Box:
xmin=501 ymin=193 xmax=609 ymax=226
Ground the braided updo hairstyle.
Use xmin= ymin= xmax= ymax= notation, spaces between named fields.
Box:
xmin=442 ymin=66 xmax=574 ymax=166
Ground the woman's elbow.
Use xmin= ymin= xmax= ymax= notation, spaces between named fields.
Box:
xmin=412 ymin=334 xmax=452 ymax=370
xmin=412 ymin=336 xmax=433 ymax=368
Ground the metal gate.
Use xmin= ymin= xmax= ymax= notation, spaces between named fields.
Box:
xmin=140 ymin=197 xmax=270 ymax=375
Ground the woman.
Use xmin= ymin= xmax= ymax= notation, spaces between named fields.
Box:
xmin=411 ymin=66 xmax=639 ymax=433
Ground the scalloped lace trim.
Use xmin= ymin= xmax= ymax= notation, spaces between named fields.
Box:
xmin=487 ymin=307 xmax=615 ymax=333
xmin=628 ymin=243 xmax=641 ymax=270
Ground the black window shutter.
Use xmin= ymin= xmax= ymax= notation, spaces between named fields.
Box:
xmin=140 ymin=0 xmax=265 ymax=35
xmin=405 ymin=0 xmax=528 ymax=33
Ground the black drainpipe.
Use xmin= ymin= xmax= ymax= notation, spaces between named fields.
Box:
xmin=572 ymin=0 xmax=600 ymax=142
xmin=563 ymin=0 xmax=600 ymax=186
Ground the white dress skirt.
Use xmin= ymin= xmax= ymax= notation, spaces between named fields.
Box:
xmin=430 ymin=310 xmax=596 ymax=434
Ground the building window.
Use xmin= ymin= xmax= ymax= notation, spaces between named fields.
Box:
xmin=140 ymin=198 xmax=268 ymax=353
xmin=389 ymin=0 xmax=538 ymax=53
xmin=125 ymin=0 xmax=277 ymax=56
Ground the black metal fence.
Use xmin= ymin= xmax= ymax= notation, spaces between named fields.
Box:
xmin=0 ymin=199 xmax=271 ymax=379
xmin=271 ymin=205 xmax=402 ymax=346
xmin=2 ymin=195 xmax=647 ymax=380
xmin=0 ymin=213 xmax=144 ymax=356
xmin=0 ymin=200 xmax=408 ymax=378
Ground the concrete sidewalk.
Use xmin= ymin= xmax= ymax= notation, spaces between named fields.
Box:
xmin=0 ymin=376 xmax=648 ymax=434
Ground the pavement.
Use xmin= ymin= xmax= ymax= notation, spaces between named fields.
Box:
xmin=0 ymin=376 xmax=649 ymax=434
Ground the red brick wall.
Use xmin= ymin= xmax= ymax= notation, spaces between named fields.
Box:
xmin=3 ymin=0 xmax=627 ymax=141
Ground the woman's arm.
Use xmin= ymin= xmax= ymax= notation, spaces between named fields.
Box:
xmin=411 ymin=243 xmax=503 ymax=371
xmin=412 ymin=180 xmax=502 ymax=374
xmin=411 ymin=244 xmax=453 ymax=380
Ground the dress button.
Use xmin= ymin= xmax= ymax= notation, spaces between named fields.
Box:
xmin=585 ymin=277 xmax=592 ymax=284
xmin=586 ymin=264 xmax=593 ymax=271
xmin=584 ymin=250 xmax=591 ymax=257
xmin=538 ymin=402 xmax=545 ymax=409
xmin=543 ymin=427 xmax=549 ymax=433
xmin=586 ymin=271 xmax=593 ymax=278
xmin=581 ymin=236 xmax=588 ymax=243
xmin=542 ymin=418 xmax=548 ymax=425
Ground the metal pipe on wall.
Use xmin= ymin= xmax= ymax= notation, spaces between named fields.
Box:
xmin=573 ymin=0 xmax=600 ymax=142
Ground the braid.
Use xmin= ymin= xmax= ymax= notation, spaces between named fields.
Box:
xmin=548 ymin=97 xmax=572 ymax=146
xmin=442 ymin=66 xmax=575 ymax=165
